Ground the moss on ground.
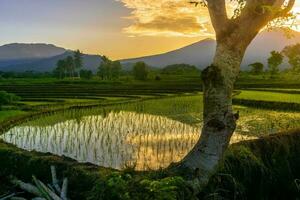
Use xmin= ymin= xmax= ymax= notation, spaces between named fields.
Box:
xmin=0 ymin=141 xmax=194 ymax=200
xmin=201 ymin=129 xmax=300 ymax=199
xmin=0 ymin=141 xmax=113 ymax=199
xmin=0 ymin=130 xmax=300 ymax=199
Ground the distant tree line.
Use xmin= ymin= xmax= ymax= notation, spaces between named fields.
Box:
xmin=7 ymin=44 xmax=300 ymax=81
xmin=248 ymin=43 xmax=300 ymax=77
xmin=97 ymin=57 xmax=152 ymax=81
xmin=1 ymin=60 xmax=201 ymax=81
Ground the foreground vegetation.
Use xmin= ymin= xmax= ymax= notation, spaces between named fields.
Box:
xmin=0 ymin=129 xmax=299 ymax=199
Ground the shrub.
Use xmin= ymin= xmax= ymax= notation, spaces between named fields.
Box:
xmin=139 ymin=176 xmax=190 ymax=200
xmin=80 ymin=69 xmax=93 ymax=80
xmin=0 ymin=91 xmax=20 ymax=109
xmin=88 ymin=172 xmax=131 ymax=200
xmin=88 ymin=173 xmax=193 ymax=200
xmin=249 ymin=62 xmax=264 ymax=75
xmin=133 ymin=62 xmax=148 ymax=81
xmin=161 ymin=64 xmax=200 ymax=75
xmin=155 ymin=75 xmax=161 ymax=81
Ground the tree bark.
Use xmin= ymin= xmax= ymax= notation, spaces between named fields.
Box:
xmin=179 ymin=42 xmax=244 ymax=185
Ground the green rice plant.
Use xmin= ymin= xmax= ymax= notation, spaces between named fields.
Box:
xmin=2 ymin=91 xmax=300 ymax=171
xmin=1 ymin=109 xmax=254 ymax=171
xmin=235 ymin=90 xmax=300 ymax=104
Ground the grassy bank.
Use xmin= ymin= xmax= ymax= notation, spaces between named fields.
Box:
xmin=201 ymin=129 xmax=300 ymax=199
xmin=0 ymin=110 xmax=27 ymax=123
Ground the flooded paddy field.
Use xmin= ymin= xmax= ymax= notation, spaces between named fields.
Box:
xmin=1 ymin=93 xmax=300 ymax=170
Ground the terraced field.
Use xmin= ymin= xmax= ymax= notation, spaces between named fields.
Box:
xmin=236 ymin=90 xmax=300 ymax=103
xmin=0 ymin=78 xmax=300 ymax=199
xmin=0 ymin=79 xmax=202 ymax=100
xmin=1 ymin=80 xmax=300 ymax=127
xmin=2 ymin=89 xmax=300 ymax=171
xmin=0 ymin=110 xmax=26 ymax=123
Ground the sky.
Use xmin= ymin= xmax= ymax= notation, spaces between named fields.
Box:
xmin=0 ymin=0 xmax=299 ymax=60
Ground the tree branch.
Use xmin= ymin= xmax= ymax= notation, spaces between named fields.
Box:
xmin=278 ymin=0 xmax=295 ymax=17
xmin=222 ymin=0 xmax=296 ymax=50
xmin=206 ymin=0 xmax=229 ymax=39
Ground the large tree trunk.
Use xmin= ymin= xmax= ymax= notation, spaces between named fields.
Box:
xmin=174 ymin=0 xmax=295 ymax=189
xmin=179 ymin=42 xmax=244 ymax=185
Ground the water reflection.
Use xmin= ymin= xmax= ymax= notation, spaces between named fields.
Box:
xmin=1 ymin=111 xmax=254 ymax=170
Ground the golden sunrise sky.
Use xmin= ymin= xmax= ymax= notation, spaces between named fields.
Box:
xmin=0 ymin=0 xmax=299 ymax=60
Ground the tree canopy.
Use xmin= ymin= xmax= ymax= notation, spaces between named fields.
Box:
xmin=74 ymin=50 xmax=83 ymax=77
xmin=133 ymin=62 xmax=149 ymax=81
xmin=283 ymin=43 xmax=300 ymax=72
xmin=98 ymin=56 xmax=122 ymax=80
xmin=0 ymin=91 xmax=20 ymax=109
xmin=191 ymin=0 xmax=295 ymax=46
xmin=53 ymin=50 xmax=84 ymax=79
xmin=268 ymin=51 xmax=283 ymax=75
xmin=249 ymin=62 xmax=264 ymax=75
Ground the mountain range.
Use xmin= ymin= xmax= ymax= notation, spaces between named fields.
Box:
xmin=121 ymin=29 xmax=300 ymax=70
xmin=0 ymin=29 xmax=299 ymax=72
xmin=0 ymin=44 xmax=103 ymax=73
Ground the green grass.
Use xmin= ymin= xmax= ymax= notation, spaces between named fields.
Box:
xmin=250 ymin=88 xmax=300 ymax=92
xmin=236 ymin=90 xmax=300 ymax=104
xmin=0 ymin=110 xmax=27 ymax=122
xmin=234 ymin=105 xmax=300 ymax=136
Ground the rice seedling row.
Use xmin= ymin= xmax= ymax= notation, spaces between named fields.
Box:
xmin=2 ymin=92 xmax=299 ymax=171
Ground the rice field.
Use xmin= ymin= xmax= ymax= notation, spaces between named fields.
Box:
xmin=1 ymin=92 xmax=300 ymax=170
xmin=0 ymin=110 xmax=27 ymax=123
xmin=236 ymin=90 xmax=300 ymax=104
xmin=249 ymin=88 xmax=300 ymax=92
xmin=1 ymin=111 xmax=254 ymax=171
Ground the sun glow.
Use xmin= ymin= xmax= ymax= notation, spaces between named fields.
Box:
xmin=121 ymin=0 xmax=300 ymax=37
xmin=291 ymin=7 xmax=300 ymax=32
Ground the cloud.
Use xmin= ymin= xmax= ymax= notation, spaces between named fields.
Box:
xmin=119 ymin=0 xmax=214 ymax=37
xmin=119 ymin=1 xmax=300 ymax=37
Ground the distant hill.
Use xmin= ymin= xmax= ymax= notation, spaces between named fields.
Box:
xmin=121 ymin=29 xmax=300 ymax=70
xmin=1 ymin=29 xmax=300 ymax=72
xmin=122 ymin=39 xmax=215 ymax=70
xmin=0 ymin=43 xmax=66 ymax=60
xmin=0 ymin=44 xmax=103 ymax=72
xmin=0 ymin=51 xmax=103 ymax=73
